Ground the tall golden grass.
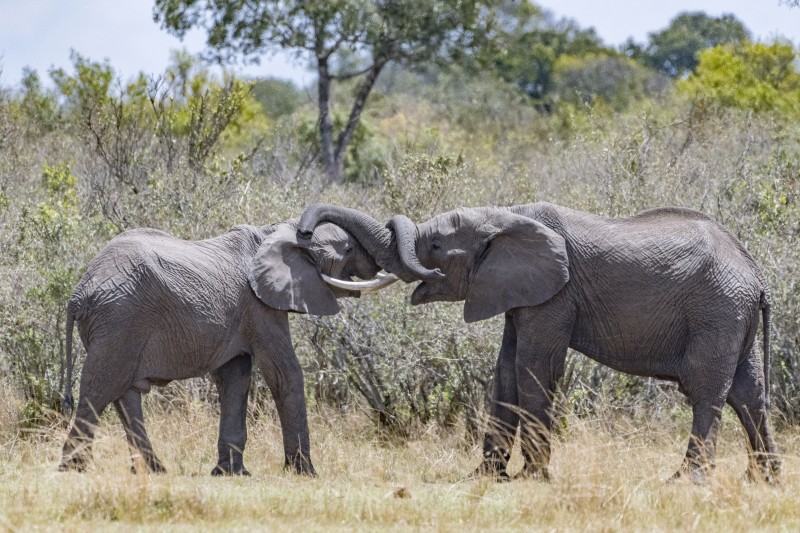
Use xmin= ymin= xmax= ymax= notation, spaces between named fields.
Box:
xmin=1 ymin=390 xmax=798 ymax=531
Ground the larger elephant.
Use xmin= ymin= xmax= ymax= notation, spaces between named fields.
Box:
xmin=59 ymin=221 xmax=397 ymax=476
xmin=297 ymin=203 xmax=780 ymax=482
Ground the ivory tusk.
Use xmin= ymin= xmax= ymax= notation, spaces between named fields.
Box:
xmin=321 ymin=272 xmax=399 ymax=292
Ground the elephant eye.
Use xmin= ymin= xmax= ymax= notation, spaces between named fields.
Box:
xmin=343 ymin=244 xmax=353 ymax=255
xmin=431 ymin=241 xmax=441 ymax=251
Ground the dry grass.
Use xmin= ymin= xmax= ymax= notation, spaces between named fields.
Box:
xmin=1 ymin=398 xmax=799 ymax=532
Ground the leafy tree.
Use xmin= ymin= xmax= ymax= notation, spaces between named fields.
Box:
xmin=250 ymin=78 xmax=301 ymax=119
xmin=154 ymin=0 xmax=496 ymax=183
xmin=16 ymin=69 xmax=61 ymax=135
xmin=633 ymin=11 xmax=750 ymax=78
xmin=678 ymin=42 xmax=800 ymax=116
xmin=487 ymin=0 xmax=608 ymax=104
xmin=551 ymin=53 xmax=667 ymax=111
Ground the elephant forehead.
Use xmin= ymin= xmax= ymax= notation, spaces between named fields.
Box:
xmin=421 ymin=215 xmax=459 ymax=237
xmin=313 ymin=223 xmax=349 ymax=244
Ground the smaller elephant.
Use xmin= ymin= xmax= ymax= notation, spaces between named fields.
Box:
xmin=297 ymin=203 xmax=781 ymax=483
xmin=59 ymin=220 xmax=396 ymax=475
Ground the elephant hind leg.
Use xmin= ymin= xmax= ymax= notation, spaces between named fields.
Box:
xmin=674 ymin=337 xmax=739 ymax=482
xmin=114 ymin=388 xmax=166 ymax=474
xmin=60 ymin=348 xmax=128 ymax=472
xmin=210 ymin=354 xmax=252 ymax=476
xmin=673 ymin=400 xmax=727 ymax=483
xmin=59 ymin=395 xmax=106 ymax=472
xmin=726 ymin=352 xmax=780 ymax=482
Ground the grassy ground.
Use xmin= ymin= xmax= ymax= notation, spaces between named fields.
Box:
xmin=1 ymin=401 xmax=799 ymax=532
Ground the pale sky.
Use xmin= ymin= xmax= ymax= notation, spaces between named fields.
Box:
xmin=1 ymin=1 xmax=798 ymax=89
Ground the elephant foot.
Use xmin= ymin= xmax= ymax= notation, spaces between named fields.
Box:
xmin=514 ymin=464 xmax=551 ymax=482
xmin=129 ymin=453 xmax=167 ymax=474
xmin=285 ymin=453 xmax=316 ymax=476
xmin=60 ymin=439 xmax=92 ymax=472
xmin=58 ymin=455 xmax=89 ymax=473
xmin=745 ymin=455 xmax=781 ymax=484
xmin=669 ymin=462 xmax=712 ymax=485
xmin=211 ymin=462 xmax=251 ymax=477
xmin=469 ymin=448 xmax=511 ymax=482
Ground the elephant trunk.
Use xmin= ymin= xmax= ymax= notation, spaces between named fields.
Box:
xmin=297 ymin=204 xmax=442 ymax=282
xmin=387 ymin=214 xmax=443 ymax=281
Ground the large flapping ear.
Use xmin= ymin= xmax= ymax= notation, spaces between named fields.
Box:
xmin=464 ymin=210 xmax=569 ymax=323
xmin=248 ymin=224 xmax=339 ymax=316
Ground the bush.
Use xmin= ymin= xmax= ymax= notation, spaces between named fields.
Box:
xmin=2 ymin=46 xmax=800 ymax=439
xmin=678 ymin=41 xmax=800 ymax=117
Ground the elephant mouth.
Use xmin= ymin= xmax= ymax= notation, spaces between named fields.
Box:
xmin=411 ymin=280 xmax=461 ymax=305
xmin=411 ymin=281 xmax=438 ymax=305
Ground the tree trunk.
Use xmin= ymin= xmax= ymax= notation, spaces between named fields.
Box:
xmin=332 ymin=58 xmax=389 ymax=182
xmin=316 ymin=56 xmax=340 ymax=183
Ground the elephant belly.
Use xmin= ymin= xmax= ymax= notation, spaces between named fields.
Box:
xmin=81 ymin=304 xmax=251 ymax=384
xmin=570 ymin=307 xmax=686 ymax=379
xmin=136 ymin=326 xmax=250 ymax=382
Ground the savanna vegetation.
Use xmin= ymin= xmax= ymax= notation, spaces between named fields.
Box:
xmin=2 ymin=1 xmax=800 ymax=529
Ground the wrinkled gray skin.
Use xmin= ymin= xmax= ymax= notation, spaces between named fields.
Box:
xmin=60 ymin=221 xmax=380 ymax=476
xmin=298 ymin=202 xmax=780 ymax=482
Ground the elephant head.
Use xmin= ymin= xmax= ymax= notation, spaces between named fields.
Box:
xmin=297 ymin=206 xmax=569 ymax=322
xmin=249 ymin=222 xmax=397 ymax=316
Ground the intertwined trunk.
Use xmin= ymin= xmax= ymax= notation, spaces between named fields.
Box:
xmin=298 ymin=204 xmax=441 ymax=282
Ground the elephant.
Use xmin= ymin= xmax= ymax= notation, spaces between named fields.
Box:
xmin=297 ymin=202 xmax=780 ymax=482
xmin=59 ymin=220 xmax=398 ymax=476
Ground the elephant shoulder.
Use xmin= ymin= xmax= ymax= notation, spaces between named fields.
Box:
xmin=113 ymin=227 xmax=176 ymax=241
xmin=627 ymin=206 xmax=713 ymax=224
xmin=224 ymin=224 xmax=265 ymax=249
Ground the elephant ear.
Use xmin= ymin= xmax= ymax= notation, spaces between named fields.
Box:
xmin=248 ymin=224 xmax=340 ymax=316
xmin=464 ymin=211 xmax=569 ymax=323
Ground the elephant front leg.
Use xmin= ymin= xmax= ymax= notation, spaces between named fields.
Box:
xmin=476 ymin=315 xmax=519 ymax=481
xmin=211 ymin=354 xmax=252 ymax=476
xmin=254 ymin=324 xmax=315 ymax=476
xmin=513 ymin=315 xmax=569 ymax=481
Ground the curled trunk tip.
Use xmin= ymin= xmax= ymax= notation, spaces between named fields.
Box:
xmin=387 ymin=214 xmax=445 ymax=281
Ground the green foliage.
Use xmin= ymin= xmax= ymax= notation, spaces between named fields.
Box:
xmin=295 ymin=108 xmax=387 ymax=183
xmin=299 ymin=293 xmax=497 ymax=438
xmin=1 ymin=162 xmax=107 ymax=424
xmin=551 ymin=53 xmax=667 ymax=111
xmin=41 ymin=162 xmax=77 ymax=207
xmin=154 ymin=0 xmax=498 ymax=183
xmin=381 ymin=153 xmax=475 ymax=220
xmin=43 ymin=52 xmax=268 ymax=226
xmin=487 ymin=0 xmax=608 ymax=102
xmin=154 ymin=0 xmax=494 ymax=66
xmin=631 ymin=11 xmax=750 ymax=78
xmin=678 ymin=42 xmax=800 ymax=116
xmin=250 ymin=78 xmax=301 ymax=119
xmin=16 ymin=68 xmax=61 ymax=135
xmin=4 ymin=7 xmax=800 ymax=436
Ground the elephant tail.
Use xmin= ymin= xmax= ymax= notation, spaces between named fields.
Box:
xmin=761 ymin=291 xmax=771 ymax=410
xmin=62 ymin=301 xmax=78 ymax=417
